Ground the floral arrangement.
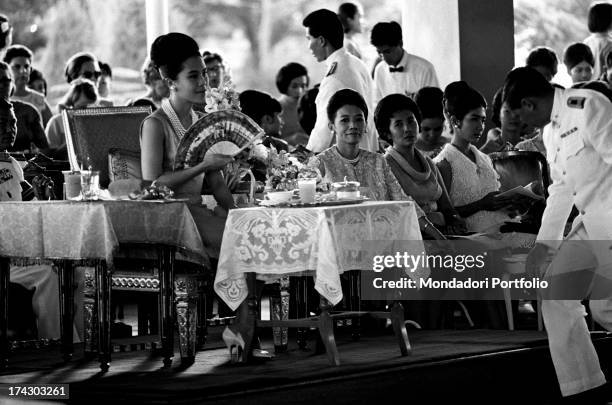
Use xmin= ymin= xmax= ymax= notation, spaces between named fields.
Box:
xmin=204 ymin=75 xmax=241 ymax=113
xmin=265 ymin=146 xmax=321 ymax=192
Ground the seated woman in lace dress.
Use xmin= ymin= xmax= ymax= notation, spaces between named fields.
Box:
xmin=310 ymin=88 xmax=442 ymax=238
xmin=433 ymin=81 xmax=519 ymax=233
xmin=375 ymin=93 xmax=464 ymax=236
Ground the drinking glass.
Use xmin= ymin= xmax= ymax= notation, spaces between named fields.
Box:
xmin=62 ymin=170 xmax=82 ymax=199
xmin=80 ymin=170 xmax=100 ymax=200
xmin=298 ymin=178 xmax=316 ymax=203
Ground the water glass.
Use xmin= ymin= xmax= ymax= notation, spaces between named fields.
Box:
xmin=298 ymin=178 xmax=316 ymax=203
xmin=62 ymin=170 xmax=82 ymax=199
xmin=80 ymin=170 xmax=100 ymax=200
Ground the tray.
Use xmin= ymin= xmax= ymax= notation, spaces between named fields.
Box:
xmin=257 ymin=196 xmax=368 ymax=208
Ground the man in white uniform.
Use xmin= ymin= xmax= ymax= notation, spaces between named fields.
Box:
xmin=302 ymin=9 xmax=378 ymax=153
xmin=371 ymin=21 xmax=439 ymax=104
xmin=504 ymin=66 xmax=612 ymax=403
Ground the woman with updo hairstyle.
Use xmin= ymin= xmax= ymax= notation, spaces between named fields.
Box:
xmin=375 ymin=93 xmax=463 ymax=239
xmin=433 ymin=81 xmax=518 ymax=233
xmin=275 ymin=62 xmax=309 ymax=145
xmin=140 ymin=33 xmax=254 ymax=360
xmin=310 ymin=89 xmax=423 ymax=210
xmin=141 ymin=32 xmax=234 ymax=236
xmin=46 ymin=78 xmax=98 ymax=160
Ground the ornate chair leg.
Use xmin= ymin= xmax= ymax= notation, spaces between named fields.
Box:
xmin=57 ymin=260 xmax=74 ymax=362
xmin=175 ymin=275 xmax=198 ymax=364
xmin=0 ymin=257 xmax=9 ymax=369
xmin=95 ymin=261 xmax=111 ymax=371
xmin=83 ymin=268 xmax=97 ymax=357
xmin=159 ymin=246 xmax=175 ymax=368
xmin=317 ymin=296 xmax=340 ymax=366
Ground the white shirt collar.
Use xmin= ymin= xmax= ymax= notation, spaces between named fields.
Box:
xmin=388 ymin=49 xmax=408 ymax=69
xmin=326 ymin=47 xmax=346 ymax=67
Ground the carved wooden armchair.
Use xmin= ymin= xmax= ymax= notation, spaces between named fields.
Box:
xmin=63 ymin=106 xmax=210 ymax=360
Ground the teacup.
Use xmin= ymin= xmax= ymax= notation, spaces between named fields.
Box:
xmin=265 ymin=190 xmax=294 ymax=204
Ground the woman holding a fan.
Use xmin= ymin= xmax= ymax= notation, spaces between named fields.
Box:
xmin=141 ymin=32 xmax=235 ymax=253
xmin=141 ymin=32 xmax=272 ymax=362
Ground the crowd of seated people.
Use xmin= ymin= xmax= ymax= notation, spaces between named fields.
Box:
xmin=3 ymin=3 xmax=612 ymax=386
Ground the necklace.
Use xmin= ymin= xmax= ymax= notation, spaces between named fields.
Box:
xmin=161 ymin=98 xmax=198 ymax=143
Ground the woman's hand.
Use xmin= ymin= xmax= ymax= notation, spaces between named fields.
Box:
xmin=478 ymin=191 xmax=513 ymax=211
xmin=199 ymin=154 xmax=234 ymax=172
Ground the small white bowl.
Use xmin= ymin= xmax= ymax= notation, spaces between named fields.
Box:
xmin=266 ymin=190 xmax=294 ymax=204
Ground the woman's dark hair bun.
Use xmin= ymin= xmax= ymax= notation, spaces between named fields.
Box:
xmin=150 ymin=32 xmax=200 ymax=80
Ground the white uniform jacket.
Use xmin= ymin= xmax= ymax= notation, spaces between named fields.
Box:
xmin=537 ymin=87 xmax=612 ymax=264
xmin=307 ymin=48 xmax=378 ymax=154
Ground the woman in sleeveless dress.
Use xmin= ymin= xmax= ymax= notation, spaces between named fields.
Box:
xmin=141 ymin=33 xmax=272 ymax=362
xmin=140 ymin=33 xmax=235 ymax=257
xmin=434 ymin=81 xmax=516 ymax=233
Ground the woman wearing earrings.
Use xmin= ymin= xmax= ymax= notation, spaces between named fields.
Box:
xmin=141 ymin=33 xmax=272 ymax=362
xmin=433 ymin=81 xmax=517 ymax=233
xmin=310 ymin=88 xmax=444 ymax=238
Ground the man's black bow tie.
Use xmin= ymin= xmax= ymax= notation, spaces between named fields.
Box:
xmin=389 ymin=66 xmax=404 ymax=73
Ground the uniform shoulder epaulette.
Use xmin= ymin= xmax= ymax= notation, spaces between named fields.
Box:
xmin=326 ymin=62 xmax=337 ymax=77
xmin=567 ymin=97 xmax=586 ymax=109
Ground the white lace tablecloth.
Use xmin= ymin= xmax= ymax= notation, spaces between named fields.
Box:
xmin=0 ymin=200 xmax=207 ymax=265
xmin=215 ymin=201 xmax=425 ymax=310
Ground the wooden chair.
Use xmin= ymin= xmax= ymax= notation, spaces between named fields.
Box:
xmin=489 ymin=150 xmax=550 ymax=197
xmin=63 ymin=106 xmax=151 ymax=188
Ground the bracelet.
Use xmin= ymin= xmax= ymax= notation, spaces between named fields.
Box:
xmin=422 ymin=221 xmax=430 ymax=230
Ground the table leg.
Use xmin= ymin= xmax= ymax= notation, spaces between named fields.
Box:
xmin=196 ymin=276 xmax=207 ymax=350
xmin=159 ymin=247 xmax=175 ymax=368
xmin=318 ymin=296 xmax=340 ymax=366
xmin=391 ymin=301 xmax=411 ymax=356
xmin=349 ymin=271 xmax=361 ymax=341
xmin=57 ymin=260 xmax=74 ymax=362
xmin=95 ymin=261 xmax=111 ymax=371
xmin=294 ymin=276 xmax=309 ymax=350
xmin=271 ymin=277 xmax=289 ymax=353
xmin=175 ymin=275 xmax=198 ymax=364
xmin=0 ymin=257 xmax=9 ymax=369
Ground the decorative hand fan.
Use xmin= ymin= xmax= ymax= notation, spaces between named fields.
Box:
xmin=174 ymin=110 xmax=265 ymax=170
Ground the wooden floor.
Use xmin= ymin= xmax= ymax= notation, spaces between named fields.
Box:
xmin=1 ymin=328 xmax=611 ymax=405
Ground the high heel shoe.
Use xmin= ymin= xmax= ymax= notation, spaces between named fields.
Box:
xmin=222 ymin=327 xmax=245 ymax=363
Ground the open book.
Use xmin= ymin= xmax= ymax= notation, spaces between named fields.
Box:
xmin=496 ymin=185 xmax=545 ymax=201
